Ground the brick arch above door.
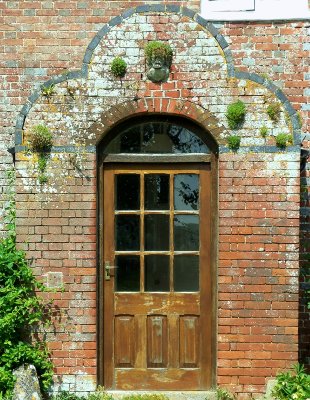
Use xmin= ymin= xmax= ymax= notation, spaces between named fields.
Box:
xmin=90 ymin=98 xmax=225 ymax=149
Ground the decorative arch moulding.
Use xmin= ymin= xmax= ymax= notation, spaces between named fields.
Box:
xmin=14 ymin=5 xmax=301 ymax=155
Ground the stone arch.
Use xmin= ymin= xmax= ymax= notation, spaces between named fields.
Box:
xmin=91 ymin=98 xmax=225 ymax=151
xmin=14 ymin=5 xmax=301 ymax=149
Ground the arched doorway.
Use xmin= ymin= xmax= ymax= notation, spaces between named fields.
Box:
xmin=97 ymin=115 xmax=218 ymax=390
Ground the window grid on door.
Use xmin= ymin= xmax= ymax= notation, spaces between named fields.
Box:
xmin=114 ymin=171 xmax=200 ymax=293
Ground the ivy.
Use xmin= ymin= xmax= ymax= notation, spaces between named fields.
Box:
xmin=0 ymin=169 xmax=53 ymax=398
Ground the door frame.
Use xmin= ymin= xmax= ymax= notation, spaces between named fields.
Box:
xmin=97 ymin=118 xmax=218 ymax=390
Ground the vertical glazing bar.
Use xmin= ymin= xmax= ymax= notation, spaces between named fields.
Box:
xmin=140 ymin=172 xmax=145 ymax=292
xmin=169 ymin=173 xmax=174 ymax=292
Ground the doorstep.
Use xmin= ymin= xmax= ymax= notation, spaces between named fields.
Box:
xmin=106 ymin=391 xmax=217 ymax=400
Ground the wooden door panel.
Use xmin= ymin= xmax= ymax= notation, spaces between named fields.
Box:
xmin=115 ymin=293 xmax=200 ymax=314
xmin=103 ymin=165 xmax=212 ymax=390
xmin=115 ymin=369 xmax=201 ymax=391
xmin=114 ymin=316 xmax=135 ymax=368
xmin=179 ymin=316 xmax=200 ymax=368
xmin=147 ymin=316 xmax=168 ymax=367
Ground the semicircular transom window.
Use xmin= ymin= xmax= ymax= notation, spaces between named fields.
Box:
xmin=104 ymin=121 xmax=210 ymax=154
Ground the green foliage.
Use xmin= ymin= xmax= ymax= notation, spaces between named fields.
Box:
xmin=51 ymin=392 xmax=86 ymax=400
xmin=260 ymin=125 xmax=268 ymax=138
xmin=29 ymin=125 xmax=53 ymax=153
xmin=144 ymin=41 xmax=173 ymax=67
xmin=216 ymin=388 xmax=236 ymax=400
xmin=51 ymin=389 xmax=114 ymax=400
xmin=122 ymin=395 xmax=169 ymax=400
xmin=0 ymin=175 xmax=53 ymax=397
xmin=267 ymin=102 xmax=281 ymax=122
xmin=226 ymin=100 xmax=246 ymax=129
xmin=41 ymin=83 xmax=55 ymax=98
xmin=29 ymin=125 xmax=53 ymax=184
xmin=275 ymin=133 xmax=293 ymax=149
xmin=272 ymin=364 xmax=310 ymax=400
xmin=227 ymin=135 xmax=241 ymax=151
xmin=110 ymin=57 xmax=127 ymax=78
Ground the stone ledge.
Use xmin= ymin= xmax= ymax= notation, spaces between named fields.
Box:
xmin=107 ymin=391 xmax=217 ymax=400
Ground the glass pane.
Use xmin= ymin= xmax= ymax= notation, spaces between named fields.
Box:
xmin=174 ymin=174 xmax=199 ymax=211
xmin=116 ymin=215 xmax=140 ymax=251
xmin=116 ymin=174 xmax=140 ymax=210
xmin=145 ymin=174 xmax=169 ymax=210
xmin=174 ymin=215 xmax=199 ymax=251
xmin=104 ymin=122 xmax=210 ymax=154
xmin=115 ymin=255 xmax=140 ymax=292
xmin=174 ymin=255 xmax=199 ymax=292
xmin=145 ymin=255 xmax=169 ymax=292
xmin=145 ymin=215 xmax=169 ymax=251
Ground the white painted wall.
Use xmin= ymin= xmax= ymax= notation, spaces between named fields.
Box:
xmin=200 ymin=0 xmax=310 ymax=20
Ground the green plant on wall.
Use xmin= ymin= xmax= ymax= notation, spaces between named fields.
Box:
xmin=226 ymin=100 xmax=246 ymax=130
xmin=267 ymin=102 xmax=281 ymax=122
xmin=29 ymin=124 xmax=53 ymax=184
xmin=0 ymin=169 xmax=54 ymax=398
xmin=260 ymin=125 xmax=268 ymax=138
xmin=216 ymin=387 xmax=236 ymax=400
xmin=275 ymin=133 xmax=293 ymax=149
xmin=272 ymin=364 xmax=310 ymax=400
xmin=110 ymin=57 xmax=127 ymax=78
xmin=41 ymin=83 xmax=55 ymax=99
xmin=227 ymin=135 xmax=241 ymax=151
xmin=144 ymin=41 xmax=173 ymax=67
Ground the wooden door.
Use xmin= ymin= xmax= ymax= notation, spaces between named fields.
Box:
xmin=103 ymin=164 xmax=212 ymax=390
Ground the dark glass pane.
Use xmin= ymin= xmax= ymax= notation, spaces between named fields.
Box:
xmin=116 ymin=215 xmax=140 ymax=251
xmin=104 ymin=122 xmax=210 ymax=154
xmin=116 ymin=174 xmax=140 ymax=210
xmin=145 ymin=255 xmax=169 ymax=292
xmin=174 ymin=174 xmax=199 ymax=211
xmin=115 ymin=255 xmax=140 ymax=292
xmin=145 ymin=175 xmax=169 ymax=210
xmin=174 ymin=215 xmax=199 ymax=251
xmin=174 ymin=255 xmax=199 ymax=292
xmin=145 ymin=215 xmax=169 ymax=251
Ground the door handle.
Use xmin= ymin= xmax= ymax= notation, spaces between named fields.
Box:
xmin=104 ymin=261 xmax=116 ymax=280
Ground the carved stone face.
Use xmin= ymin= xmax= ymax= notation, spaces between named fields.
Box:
xmin=147 ymin=54 xmax=170 ymax=83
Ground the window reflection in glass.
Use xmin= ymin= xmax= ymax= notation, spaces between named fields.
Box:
xmin=116 ymin=174 xmax=140 ymax=210
xmin=174 ymin=255 xmax=199 ymax=292
xmin=145 ymin=215 xmax=169 ymax=251
xmin=174 ymin=174 xmax=199 ymax=211
xmin=145 ymin=255 xmax=169 ymax=292
xmin=174 ymin=215 xmax=199 ymax=251
xmin=115 ymin=215 xmax=140 ymax=251
xmin=115 ymin=255 xmax=140 ymax=292
xmin=145 ymin=174 xmax=169 ymax=210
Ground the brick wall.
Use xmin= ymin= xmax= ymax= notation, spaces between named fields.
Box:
xmin=1 ymin=1 xmax=309 ymax=398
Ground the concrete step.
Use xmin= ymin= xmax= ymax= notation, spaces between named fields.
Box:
xmin=107 ymin=391 xmax=217 ymax=400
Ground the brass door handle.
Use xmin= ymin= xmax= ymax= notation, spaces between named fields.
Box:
xmin=104 ymin=261 xmax=117 ymax=280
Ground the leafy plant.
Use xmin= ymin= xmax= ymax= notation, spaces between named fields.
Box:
xmin=110 ymin=57 xmax=127 ymax=78
xmin=29 ymin=125 xmax=53 ymax=153
xmin=28 ymin=125 xmax=53 ymax=184
xmin=267 ymin=102 xmax=281 ymax=122
xmin=0 ymin=172 xmax=53 ymax=398
xmin=227 ymin=135 xmax=241 ymax=151
xmin=275 ymin=133 xmax=293 ymax=149
xmin=272 ymin=364 xmax=310 ymax=400
xmin=51 ymin=392 xmax=87 ymax=400
xmin=144 ymin=41 xmax=173 ymax=67
xmin=41 ymin=83 xmax=55 ymax=98
xmin=226 ymin=100 xmax=246 ymax=129
xmin=260 ymin=125 xmax=268 ymax=138
xmin=216 ymin=387 xmax=236 ymax=400
xmin=123 ymin=395 xmax=169 ymax=400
